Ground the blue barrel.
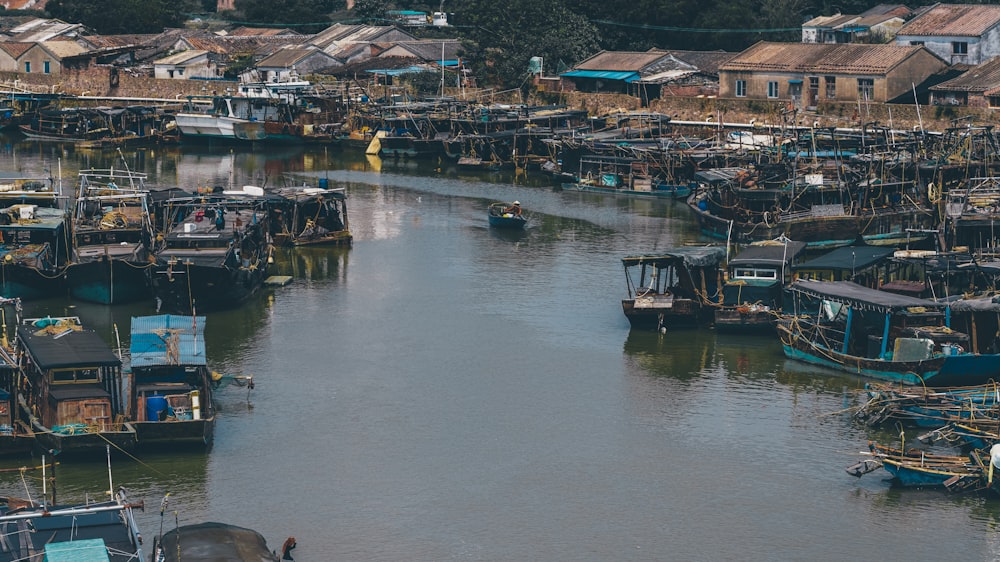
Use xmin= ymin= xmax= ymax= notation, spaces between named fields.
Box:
xmin=318 ymin=178 xmax=329 ymax=189
xmin=698 ymin=200 xmax=708 ymax=211
xmin=146 ymin=396 xmax=168 ymax=421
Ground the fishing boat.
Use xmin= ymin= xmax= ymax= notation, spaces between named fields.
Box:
xmin=271 ymin=180 xmax=352 ymax=246
xmin=714 ymin=238 xmax=805 ymax=333
xmin=0 ymin=485 xmax=144 ymax=562
xmin=621 ymin=246 xmax=726 ymax=331
xmin=128 ymin=314 xmax=215 ymax=448
xmin=63 ymin=167 xmax=155 ymax=304
xmin=152 ymin=521 xmax=294 ymax=562
xmin=0 ymin=298 xmax=32 ymax=456
xmin=0 ymin=175 xmax=69 ymax=300
xmin=148 ymin=186 xmax=274 ymax=314
xmin=777 ymin=280 xmax=1000 ymax=386
xmin=846 ymin=441 xmax=983 ymax=490
xmin=15 ymin=316 xmax=136 ymax=457
xmin=18 ymin=105 xmax=165 ymax=146
xmin=488 ymin=201 xmax=527 ymax=229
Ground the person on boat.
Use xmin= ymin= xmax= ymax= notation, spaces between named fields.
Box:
xmin=504 ymin=201 xmax=522 ymax=216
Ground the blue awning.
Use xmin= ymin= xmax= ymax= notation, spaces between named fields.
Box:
xmin=367 ymin=66 xmax=433 ymax=76
xmin=788 ymin=79 xmax=803 ymax=84
xmin=560 ymin=70 xmax=640 ymax=83
xmin=130 ymin=315 xmax=207 ymax=368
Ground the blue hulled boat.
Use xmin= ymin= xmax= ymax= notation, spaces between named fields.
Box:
xmin=488 ymin=202 xmax=527 ymax=229
xmin=777 ymin=280 xmax=1000 ymax=386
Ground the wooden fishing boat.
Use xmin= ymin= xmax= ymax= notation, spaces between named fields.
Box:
xmin=271 ymin=180 xmax=352 ymax=246
xmin=621 ymin=246 xmax=726 ymax=331
xmin=714 ymin=238 xmax=806 ymax=333
xmin=0 ymin=487 xmax=144 ymax=562
xmin=488 ymin=202 xmax=527 ymax=229
xmin=846 ymin=441 xmax=983 ymax=490
xmin=15 ymin=316 xmax=136 ymax=457
xmin=778 ymin=280 xmax=1000 ymax=386
xmin=127 ymin=314 xmax=215 ymax=448
xmin=63 ymin=167 xmax=155 ymax=304
xmin=148 ymin=186 xmax=274 ymax=314
xmin=0 ymin=176 xmax=69 ymax=300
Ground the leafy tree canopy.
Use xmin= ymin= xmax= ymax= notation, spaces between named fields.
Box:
xmin=46 ymin=0 xmax=199 ymax=34
xmin=233 ymin=0 xmax=343 ymax=32
xmin=453 ymin=0 xmax=599 ymax=89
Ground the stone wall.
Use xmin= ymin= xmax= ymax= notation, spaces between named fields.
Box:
xmin=0 ymin=67 xmax=238 ymax=103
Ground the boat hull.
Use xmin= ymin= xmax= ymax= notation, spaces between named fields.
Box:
xmin=0 ymin=263 xmax=65 ymax=300
xmin=133 ymin=418 xmax=215 ymax=448
xmin=623 ymin=297 xmax=710 ymax=330
xmin=778 ymin=321 xmax=1000 ymax=386
xmin=149 ymin=262 xmax=269 ymax=313
xmin=713 ymin=309 xmax=776 ymax=334
xmin=64 ymin=258 xmax=152 ymax=305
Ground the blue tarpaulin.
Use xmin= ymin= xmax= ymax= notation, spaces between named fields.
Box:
xmin=560 ymin=70 xmax=640 ymax=83
xmin=130 ymin=315 xmax=206 ymax=368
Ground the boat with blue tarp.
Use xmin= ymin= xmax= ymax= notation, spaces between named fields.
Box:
xmin=777 ymin=280 xmax=1000 ymax=386
xmin=128 ymin=314 xmax=215 ymax=448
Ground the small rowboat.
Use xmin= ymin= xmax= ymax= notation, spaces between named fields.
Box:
xmin=488 ymin=202 xmax=527 ymax=229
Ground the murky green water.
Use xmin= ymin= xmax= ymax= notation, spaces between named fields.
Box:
xmin=0 ymin=138 xmax=994 ymax=560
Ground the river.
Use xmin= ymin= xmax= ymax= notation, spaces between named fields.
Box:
xmin=0 ymin=138 xmax=995 ymax=560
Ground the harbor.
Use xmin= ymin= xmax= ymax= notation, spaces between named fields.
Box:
xmin=0 ymin=137 xmax=996 ymax=559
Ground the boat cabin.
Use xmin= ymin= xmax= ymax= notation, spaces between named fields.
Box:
xmin=17 ymin=317 xmax=125 ymax=433
xmin=621 ymin=246 xmax=726 ymax=331
xmin=792 ymin=245 xmax=895 ymax=286
xmin=716 ymin=239 xmax=806 ymax=331
xmin=128 ymin=314 xmax=215 ymax=447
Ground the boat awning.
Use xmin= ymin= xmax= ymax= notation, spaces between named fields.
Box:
xmin=560 ymin=70 xmax=640 ymax=83
xmin=130 ymin=315 xmax=207 ymax=368
xmin=793 ymin=245 xmax=894 ymax=272
xmin=623 ymin=246 xmax=726 ymax=269
xmin=44 ymin=538 xmax=110 ymax=562
xmin=20 ymin=330 xmax=121 ymax=370
xmin=787 ymin=280 xmax=942 ymax=312
xmin=729 ymin=240 xmax=807 ymax=267
xmin=693 ymin=167 xmax=747 ymax=185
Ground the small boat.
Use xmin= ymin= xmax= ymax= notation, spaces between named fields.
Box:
xmin=152 ymin=521 xmax=294 ymax=562
xmin=621 ymin=246 xmax=726 ymax=331
xmin=847 ymin=441 xmax=984 ymax=490
xmin=271 ymin=179 xmax=352 ymax=246
xmin=778 ymin=280 xmax=1000 ymax=386
xmin=0 ymin=176 xmax=70 ymax=300
xmin=148 ymin=186 xmax=274 ymax=314
xmin=0 ymin=485 xmax=145 ymax=562
xmin=16 ymin=316 xmax=136 ymax=457
xmin=127 ymin=314 xmax=216 ymax=448
xmin=64 ymin=167 xmax=155 ymax=304
xmin=488 ymin=201 xmax=527 ymax=229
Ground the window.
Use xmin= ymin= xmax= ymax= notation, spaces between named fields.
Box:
xmin=43 ymin=61 xmax=49 ymax=74
xmin=825 ymin=76 xmax=836 ymax=99
xmin=767 ymin=81 xmax=779 ymax=98
xmin=911 ymin=41 xmax=924 ymax=46
xmin=735 ymin=79 xmax=746 ymax=97
xmin=177 ymin=68 xmax=184 ymax=76
xmin=857 ymin=78 xmax=874 ymax=101
xmin=51 ymin=368 xmax=100 ymax=383
xmin=23 ymin=61 xmax=29 ymax=73
xmin=953 ymin=41 xmax=968 ymax=54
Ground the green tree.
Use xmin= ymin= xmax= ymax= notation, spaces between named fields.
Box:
xmin=454 ymin=0 xmax=599 ymax=89
xmin=352 ymin=0 xmax=389 ymax=24
xmin=234 ymin=0 xmax=342 ymax=31
xmin=46 ymin=0 xmax=198 ymax=34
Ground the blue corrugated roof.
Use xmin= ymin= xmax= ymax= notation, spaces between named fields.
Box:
xmin=560 ymin=70 xmax=640 ymax=82
xmin=44 ymin=539 xmax=110 ymax=562
xmin=367 ymin=66 xmax=432 ymax=76
xmin=130 ymin=315 xmax=206 ymax=368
